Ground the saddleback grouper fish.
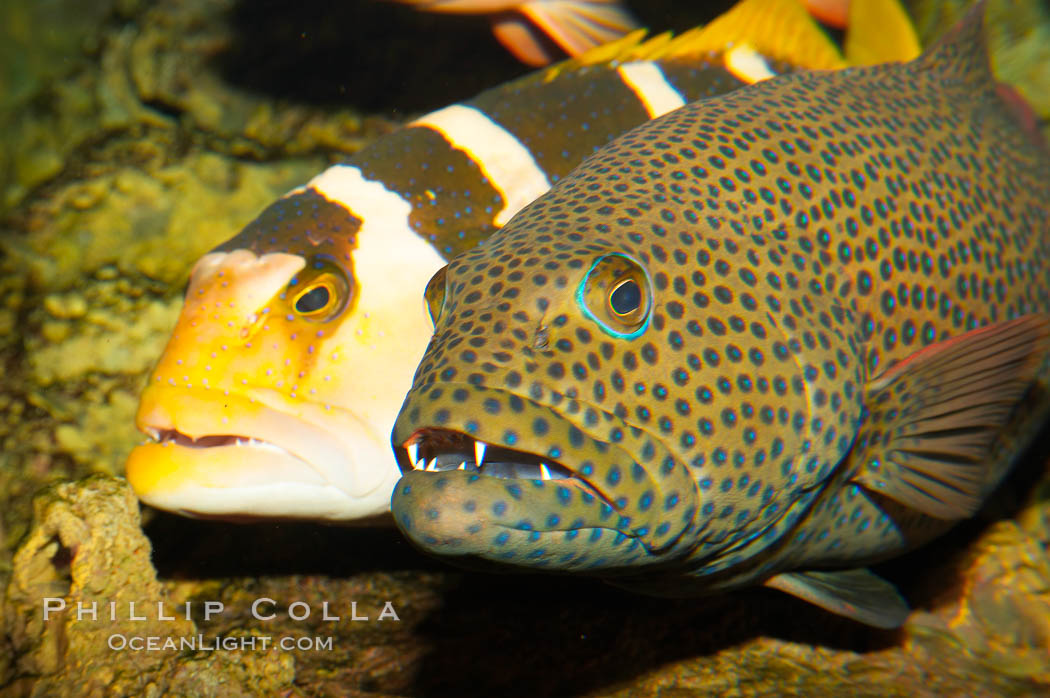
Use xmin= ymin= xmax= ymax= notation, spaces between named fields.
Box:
xmin=129 ymin=0 xmax=914 ymax=522
xmin=390 ymin=1 xmax=1050 ymax=628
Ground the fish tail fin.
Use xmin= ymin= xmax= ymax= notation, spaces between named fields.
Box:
xmin=558 ymin=0 xmax=845 ymax=76
xmin=490 ymin=14 xmax=559 ymax=66
xmin=518 ymin=1 xmax=640 ymax=58
xmin=916 ymin=0 xmax=993 ymax=92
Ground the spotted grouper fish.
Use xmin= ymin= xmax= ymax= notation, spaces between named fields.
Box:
xmin=128 ymin=0 xmax=883 ymax=522
xmin=390 ymin=2 xmax=1050 ymax=627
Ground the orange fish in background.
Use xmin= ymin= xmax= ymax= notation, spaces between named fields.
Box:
xmin=803 ymin=0 xmax=849 ymax=28
xmin=395 ymin=0 xmax=906 ymax=66
xmin=391 ymin=0 xmax=641 ymax=66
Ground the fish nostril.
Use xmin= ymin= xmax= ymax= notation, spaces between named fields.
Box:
xmin=533 ymin=326 xmax=549 ymax=350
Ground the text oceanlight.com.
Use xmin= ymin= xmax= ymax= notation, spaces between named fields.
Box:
xmin=108 ymin=634 xmax=335 ymax=652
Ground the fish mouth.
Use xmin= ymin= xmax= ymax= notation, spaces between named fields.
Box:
xmin=127 ymin=387 xmax=400 ymax=521
xmin=390 ymin=424 xmax=665 ymax=571
xmin=394 ymin=427 xmax=619 ymax=507
xmin=399 ymin=428 xmax=574 ymax=479
xmin=144 ymin=428 xmax=296 ymax=456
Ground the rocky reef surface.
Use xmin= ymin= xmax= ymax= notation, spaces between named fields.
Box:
xmin=0 ymin=0 xmax=1048 ymax=695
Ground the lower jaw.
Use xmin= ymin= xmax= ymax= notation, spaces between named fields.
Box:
xmin=391 ymin=470 xmax=651 ymax=570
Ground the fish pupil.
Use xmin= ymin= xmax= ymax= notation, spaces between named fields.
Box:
xmin=296 ymin=286 xmax=330 ymax=313
xmin=610 ymin=279 xmax=641 ymax=316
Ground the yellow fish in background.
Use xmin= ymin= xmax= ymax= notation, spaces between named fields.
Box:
xmin=126 ymin=0 xmax=920 ymax=523
xmin=392 ymin=0 xmax=918 ymax=67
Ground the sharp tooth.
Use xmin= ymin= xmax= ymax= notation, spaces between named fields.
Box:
xmin=407 ymin=442 xmax=420 ymax=466
xmin=426 ymin=458 xmax=438 ymax=472
xmin=474 ymin=440 xmax=487 ymax=466
xmin=457 ymin=461 xmax=467 ymax=471
xmin=539 ymin=463 xmax=552 ymax=481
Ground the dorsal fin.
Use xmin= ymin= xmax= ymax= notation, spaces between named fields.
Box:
xmin=913 ymin=1 xmax=1050 ymax=156
xmin=915 ymin=0 xmax=993 ymax=92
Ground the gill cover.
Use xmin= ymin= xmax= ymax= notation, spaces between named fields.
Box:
xmin=424 ymin=265 xmax=449 ymax=328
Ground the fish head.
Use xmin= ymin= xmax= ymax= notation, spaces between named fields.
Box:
xmin=392 ymin=231 xmax=702 ymax=570
xmin=128 ymin=174 xmax=445 ymax=520
xmin=391 ymin=104 xmax=867 ymax=574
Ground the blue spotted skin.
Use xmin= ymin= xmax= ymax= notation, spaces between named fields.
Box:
xmin=391 ymin=7 xmax=1050 ymax=601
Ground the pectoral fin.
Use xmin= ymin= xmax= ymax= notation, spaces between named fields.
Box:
xmin=765 ymin=568 xmax=909 ymax=628
xmin=855 ymin=314 xmax=1050 ymax=519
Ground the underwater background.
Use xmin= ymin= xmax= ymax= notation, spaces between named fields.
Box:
xmin=0 ymin=0 xmax=1049 ymax=695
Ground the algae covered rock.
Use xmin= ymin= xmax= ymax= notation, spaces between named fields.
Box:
xmin=1 ymin=475 xmax=295 ymax=697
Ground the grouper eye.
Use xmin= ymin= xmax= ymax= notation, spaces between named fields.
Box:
xmin=577 ymin=253 xmax=652 ymax=339
xmin=289 ymin=258 xmax=352 ymax=322
xmin=424 ymin=265 xmax=449 ymax=329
